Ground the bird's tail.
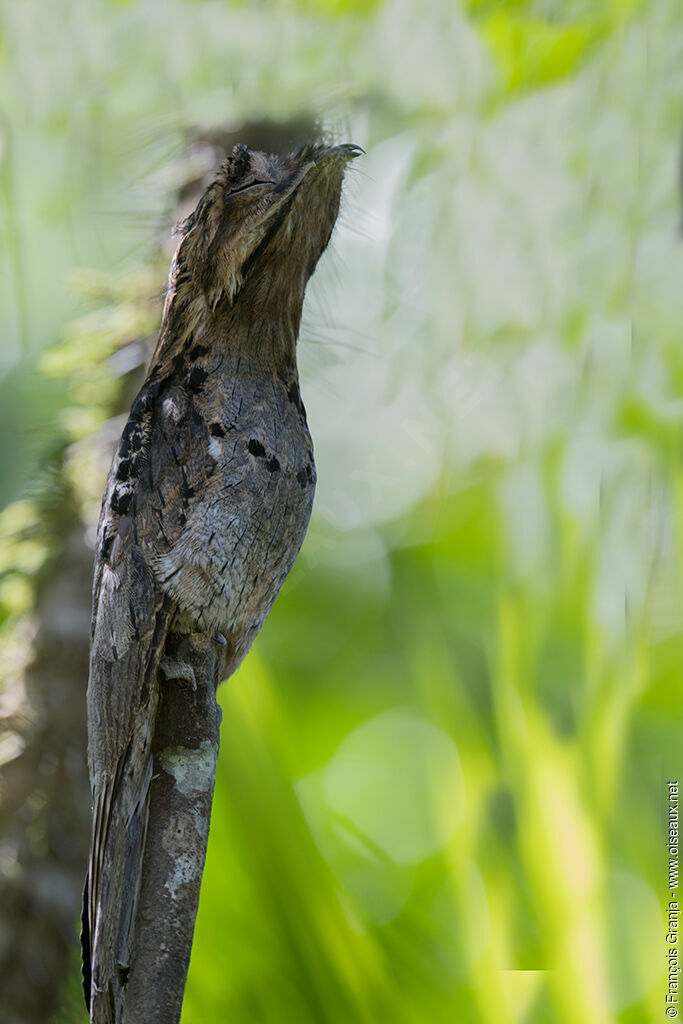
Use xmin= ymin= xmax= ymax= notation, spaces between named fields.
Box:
xmin=81 ymin=719 xmax=156 ymax=1022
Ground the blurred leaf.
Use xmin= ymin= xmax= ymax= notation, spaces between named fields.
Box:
xmin=480 ymin=12 xmax=603 ymax=92
xmin=0 ymin=366 xmax=65 ymax=510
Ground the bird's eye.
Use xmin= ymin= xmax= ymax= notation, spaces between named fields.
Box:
xmin=229 ymin=179 xmax=272 ymax=196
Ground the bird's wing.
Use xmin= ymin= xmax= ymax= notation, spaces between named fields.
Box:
xmin=81 ymin=378 xmax=213 ymax=1020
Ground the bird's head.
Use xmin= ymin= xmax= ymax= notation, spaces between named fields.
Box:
xmin=169 ymin=141 xmax=362 ymax=315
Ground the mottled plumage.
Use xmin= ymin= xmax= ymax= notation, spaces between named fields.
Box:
xmin=82 ymin=142 xmax=361 ymax=1021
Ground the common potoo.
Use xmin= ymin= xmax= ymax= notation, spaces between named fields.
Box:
xmin=82 ymin=142 xmax=361 ymax=1020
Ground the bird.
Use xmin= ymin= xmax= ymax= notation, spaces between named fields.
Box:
xmin=81 ymin=140 xmax=362 ymax=1021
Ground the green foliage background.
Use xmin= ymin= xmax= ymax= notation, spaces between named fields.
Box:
xmin=1 ymin=0 xmax=682 ymax=1021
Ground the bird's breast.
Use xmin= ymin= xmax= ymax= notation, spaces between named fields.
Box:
xmin=153 ymin=378 xmax=315 ymax=664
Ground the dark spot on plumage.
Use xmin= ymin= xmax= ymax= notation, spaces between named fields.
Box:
xmin=129 ymin=395 xmax=144 ymax=419
xmin=100 ymin=533 xmax=113 ymax=561
xmin=248 ymin=439 xmax=266 ymax=457
xmin=187 ymin=365 xmax=208 ymax=392
xmin=129 ymin=396 xmax=144 ymax=421
xmin=179 ymin=511 xmax=187 ymax=527
xmin=210 ymin=422 xmax=226 ymax=437
xmin=286 ymin=380 xmax=301 ymax=409
xmin=172 ymin=352 xmax=185 ymax=375
xmin=181 ymin=484 xmax=196 ymax=500
xmin=111 ymin=489 xmax=132 ymax=516
xmin=266 ymin=456 xmax=280 ymax=473
xmin=115 ymin=457 xmax=140 ymax=482
xmin=129 ymin=383 xmax=159 ymax=422
xmin=119 ymin=422 xmax=142 ymax=460
xmin=189 ymin=404 xmax=204 ymax=426
xmin=190 ymin=343 xmax=209 ymax=360
xmin=297 ymin=468 xmax=308 ymax=489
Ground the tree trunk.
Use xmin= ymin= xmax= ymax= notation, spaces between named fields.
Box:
xmin=121 ymin=633 xmax=224 ymax=1024
xmin=0 ymin=500 xmax=92 ymax=1024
